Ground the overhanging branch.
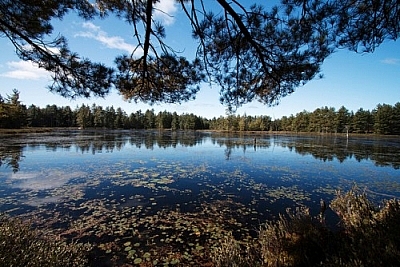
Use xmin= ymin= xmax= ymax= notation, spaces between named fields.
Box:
xmin=215 ymin=0 xmax=272 ymax=74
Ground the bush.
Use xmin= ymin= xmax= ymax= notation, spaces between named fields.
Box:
xmin=0 ymin=214 xmax=90 ymax=267
xmin=211 ymin=232 xmax=261 ymax=267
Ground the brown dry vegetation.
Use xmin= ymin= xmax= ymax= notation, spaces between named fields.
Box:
xmin=1 ymin=187 xmax=400 ymax=266
xmin=212 ymin=187 xmax=400 ymax=267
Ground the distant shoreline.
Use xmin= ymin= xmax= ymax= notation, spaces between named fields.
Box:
xmin=200 ymin=129 xmax=400 ymax=139
xmin=0 ymin=127 xmax=399 ymax=139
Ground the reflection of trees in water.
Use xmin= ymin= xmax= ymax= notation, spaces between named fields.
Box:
xmin=0 ymin=131 xmax=206 ymax=172
xmin=280 ymin=136 xmax=400 ymax=169
xmin=131 ymin=131 xmax=203 ymax=150
xmin=1 ymin=131 xmax=399 ymax=172
xmin=369 ymin=147 xmax=400 ymax=169
xmin=218 ymin=136 xmax=268 ymax=160
xmin=224 ymin=140 xmax=233 ymax=160
xmin=0 ymin=145 xmax=23 ymax=173
xmin=47 ymin=131 xmax=205 ymax=152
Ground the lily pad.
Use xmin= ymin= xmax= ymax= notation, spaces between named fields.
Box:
xmin=133 ymin=258 xmax=142 ymax=264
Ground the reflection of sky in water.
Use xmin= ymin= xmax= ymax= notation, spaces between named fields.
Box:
xmin=0 ymin=168 xmax=86 ymax=207
xmin=0 ymin=133 xmax=399 ymax=211
xmin=1 ymin=132 xmax=399 ymax=267
xmin=9 ymin=170 xmax=86 ymax=190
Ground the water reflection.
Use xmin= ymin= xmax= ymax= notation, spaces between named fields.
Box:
xmin=10 ymin=170 xmax=85 ymax=190
xmin=0 ymin=131 xmax=399 ymax=172
xmin=276 ymin=135 xmax=400 ymax=169
xmin=0 ymin=131 xmax=399 ymax=266
xmin=0 ymin=144 xmax=24 ymax=173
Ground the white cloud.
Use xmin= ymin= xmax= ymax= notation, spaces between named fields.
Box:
xmin=153 ymin=0 xmax=178 ymax=25
xmin=76 ymin=22 xmax=138 ymax=54
xmin=0 ymin=61 xmax=50 ymax=80
xmin=381 ymin=58 xmax=400 ymax=65
xmin=75 ymin=1 xmax=178 ymax=55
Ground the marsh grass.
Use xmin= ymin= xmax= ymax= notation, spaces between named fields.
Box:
xmin=212 ymin=187 xmax=400 ymax=267
xmin=0 ymin=214 xmax=91 ymax=267
xmin=328 ymin=189 xmax=400 ymax=266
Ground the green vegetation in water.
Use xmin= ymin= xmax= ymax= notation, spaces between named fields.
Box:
xmin=2 ymin=187 xmax=400 ymax=266
xmin=1 ymin=132 xmax=400 ymax=266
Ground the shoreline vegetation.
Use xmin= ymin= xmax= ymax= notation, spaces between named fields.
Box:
xmin=1 ymin=187 xmax=400 ymax=266
xmin=1 ymin=90 xmax=400 ymax=135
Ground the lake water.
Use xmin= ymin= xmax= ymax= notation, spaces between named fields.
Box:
xmin=0 ymin=130 xmax=399 ymax=265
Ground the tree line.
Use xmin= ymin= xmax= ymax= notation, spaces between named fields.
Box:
xmin=210 ymin=104 xmax=400 ymax=135
xmin=1 ymin=90 xmax=399 ymax=135
xmin=0 ymin=90 xmax=209 ymax=130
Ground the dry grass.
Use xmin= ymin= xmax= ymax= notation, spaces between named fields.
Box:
xmin=0 ymin=214 xmax=91 ymax=267
xmin=212 ymin=187 xmax=400 ymax=267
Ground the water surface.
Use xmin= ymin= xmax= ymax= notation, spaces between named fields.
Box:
xmin=0 ymin=130 xmax=399 ymax=265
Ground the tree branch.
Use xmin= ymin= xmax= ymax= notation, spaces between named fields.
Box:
xmin=143 ymin=0 xmax=153 ymax=76
xmin=215 ymin=0 xmax=271 ymax=74
xmin=0 ymin=17 xmax=71 ymax=73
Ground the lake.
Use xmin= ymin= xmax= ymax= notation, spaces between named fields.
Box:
xmin=0 ymin=130 xmax=399 ymax=265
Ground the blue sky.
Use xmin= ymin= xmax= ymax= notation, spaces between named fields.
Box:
xmin=1 ymin=0 xmax=399 ymax=119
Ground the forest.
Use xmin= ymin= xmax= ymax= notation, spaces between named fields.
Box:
xmin=1 ymin=89 xmax=400 ymax=135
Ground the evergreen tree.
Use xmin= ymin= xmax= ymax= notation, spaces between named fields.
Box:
xmin=171 ymin=112 xmax=180 ymax=131
xmin=104 ymin=106 xmax=116 ymax=129
xmin=134 ymin=110 xmax=144 ymax=129
xmin=2 ymin=0 xmax=399 ymax=108
xmin=335 ymin=106 xmax=351 ymax=133
xmin=61 ymin=106 xmax=74 ymax=127
xmin=392 ymin=102 xmax=400 ymax=135
xmin=238 ymin=115 xmax=247 ymax=132
xmin=114 ymin=107 xmax=125 ymax=129
xmin=26 ymin=105 xmax=41 ymax=127
xmin=0 ymin=89 xmax=26 ymax=128
xmin=293 ymin=111 xmax=310 ymax=132
xmin=144 ymin=109 xmax=155 ymax=129
xmin=373 ymin=104 xmax=394 ymax=135
xmin=93 ymin=105 xmax=105 ymax=128
xmin=353 ymin=108 xmax=374 ymax=134
xmin=76 ymin=104 xmax=91 ymax=129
